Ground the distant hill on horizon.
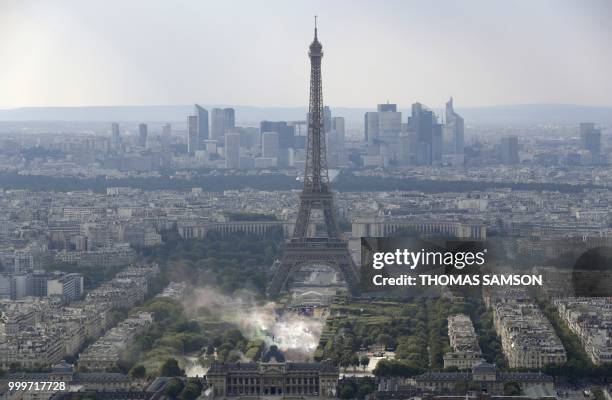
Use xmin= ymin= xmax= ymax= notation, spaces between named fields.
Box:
xmin=0 ymin=103 xmax=610 ymax=126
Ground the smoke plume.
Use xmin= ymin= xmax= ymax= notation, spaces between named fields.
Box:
xmin=183 ymin=287 xmax=323 ymax=361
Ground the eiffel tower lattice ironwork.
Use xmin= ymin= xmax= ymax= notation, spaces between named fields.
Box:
xmin=268 ymin=20 xmax=360 ymax=298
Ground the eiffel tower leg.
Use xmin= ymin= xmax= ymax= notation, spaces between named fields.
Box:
xmin=336 ymin=250 xmax=361 ymax=297
xmin=268 ymin=256 xmax=294 ymax=299
xmin=292 ymin=200 xmax=312 ymax=239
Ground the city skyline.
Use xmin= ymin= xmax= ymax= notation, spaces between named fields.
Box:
xmin=1 ymin=0 xmax=611 ymax=108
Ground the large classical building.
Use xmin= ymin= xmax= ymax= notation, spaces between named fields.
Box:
xmin=206 ymin=359 xmax=338 ymax=399
xmin=351 ymin=217 xmax=486 ymax=240
xmin=411 ymin=362 xmax=553 ymax=395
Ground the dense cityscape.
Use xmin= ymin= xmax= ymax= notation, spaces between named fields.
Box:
xmin=1 ymin=2 xmax=611 ymax=400
xmin=1 ymin=101 xmax=611 ymax=399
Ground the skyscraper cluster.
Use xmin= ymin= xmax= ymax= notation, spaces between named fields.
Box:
xmin=104 ymin=102 xmax=605 ymax=172
xmin=182 ymin=103 xmax=346 ymax=171
xmin=363 ymin=98 xmax=464 ymax=167
xmin=179 ymin=100 xmax=461 ymax=170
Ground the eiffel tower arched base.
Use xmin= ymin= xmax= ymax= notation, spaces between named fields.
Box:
xmin=268 ymin=238 xmax=360 ymax=299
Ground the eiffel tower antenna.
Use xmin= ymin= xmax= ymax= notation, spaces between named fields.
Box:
xmin=268 ymin=20 xmax=360 ymax=299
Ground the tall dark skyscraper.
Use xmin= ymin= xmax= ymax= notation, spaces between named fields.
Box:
xmin=408 ymin=102 xmax=441 ymax=165
xmin=260 ymin=121 xmax=295 ymax=167
xmin=260 ymin=121 xmax=295 ymax=149
xmin=363 ymin=103 xmax=402 ymax=166
xmin=580 ymin=122 xmax=601 ymax=155
xmin=444 ymin=97 xmax=465 ymax=156
xmin=323 ymin=106 xmax=332 ymax=133
xmin=364 ymin=112 xmax=378 ymax=143
xmin=377 ymin=103 xmax=402 ymax=142
xmin=225 ymin=131 xmax=241 ymax=169
xmin=138 ymin=123 xmax=148 ymax=148
xmin=363 ymin=104 xmax=401 ymax=144
xmin=500 ymin=135 xmax=519 ymax=165
xmin=261 ymin=131 xmax=279 ymax=159
xmin=432 ymin=123 xmax=442 ymax=164
xmin=328 ymin=116 xmax=346 ymax=167
xmin=211 ymin=108 xmax=235 ymax=142
xmin=187 ymin=115 xmax=199 ymax=154
xmin=161 ymin=123 xmax=172 ymax=146
xmin=194 ymin=104 xmax=209 ymax=141
xmin=111 ymin=122 xmax=121 ymax=147
xmin=268 ymin=20 xmax=359 ymax=298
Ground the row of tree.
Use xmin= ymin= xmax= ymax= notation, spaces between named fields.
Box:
xmin=0 ymin=171 xmax=598 ymax=194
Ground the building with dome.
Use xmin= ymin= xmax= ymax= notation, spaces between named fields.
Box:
xmin=206 ymin=346 xmax=338 ymax=399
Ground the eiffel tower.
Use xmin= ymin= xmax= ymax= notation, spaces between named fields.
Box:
xmin=268 ymin=19 xmax=360 ymax=298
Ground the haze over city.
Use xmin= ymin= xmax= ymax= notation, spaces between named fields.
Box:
xmin=1 ymin=0 xmax=611 ymax=108
xmin=0 ymin=2 xmax=611 ymax=399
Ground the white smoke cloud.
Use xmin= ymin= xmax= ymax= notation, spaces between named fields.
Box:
xmin=183 ymin=287 xmax=323 ymax=361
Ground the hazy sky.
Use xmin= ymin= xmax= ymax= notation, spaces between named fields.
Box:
xmin=1 ymin=0 xmax=611 ymax=108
